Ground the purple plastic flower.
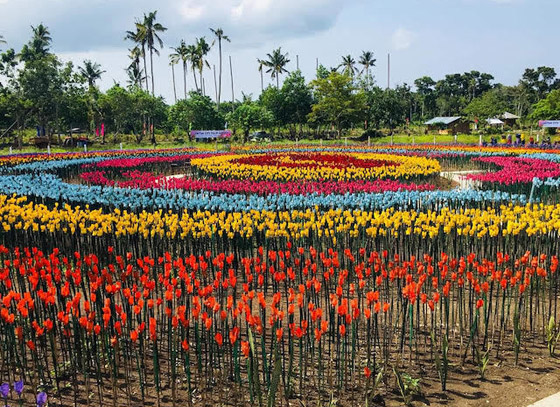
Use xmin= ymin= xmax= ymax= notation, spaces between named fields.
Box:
xmin=36 ymin=392 xmax=47 ymax=407
xmin=0 ymin=383 xmax=9 ymax=398
xmin=13 ymin=380 xmax=23 ymax=396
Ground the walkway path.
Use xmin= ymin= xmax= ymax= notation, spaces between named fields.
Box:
xmin=440 ymin=170 xmax=485 ymax=190
xmin=528 ymin=392 xmax=560 ymax=407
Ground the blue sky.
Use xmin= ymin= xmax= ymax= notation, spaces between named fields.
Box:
xmin=0 ymin=0 xmax=557 ymax=102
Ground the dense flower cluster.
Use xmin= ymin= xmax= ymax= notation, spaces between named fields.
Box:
xmin=2 ymin=144 xmax=560 ymax=404
xmin=81 ymin=170 xmax=435 ymax=194
xmin=191 ymin=152 xmax=441 ymax=181
xmin=467 ymin=156 xmax=560 ymax=184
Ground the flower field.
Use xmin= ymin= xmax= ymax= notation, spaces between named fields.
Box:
xmin=2 ymin=144 xmax=560 ymax=406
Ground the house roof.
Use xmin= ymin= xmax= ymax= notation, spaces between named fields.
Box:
xmin=501 ymin=112 xmax=520 ymax=120
xmin=486 ymin=118 xmax=504 ymax=125
xmin=424 ymin=117 xmax=462 ymax=125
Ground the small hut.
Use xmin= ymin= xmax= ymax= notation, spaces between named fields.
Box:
xmin=500 ymin=112 xmax=520 ymax=128
xmin=424 ymin=117 xmax=471 ymax=135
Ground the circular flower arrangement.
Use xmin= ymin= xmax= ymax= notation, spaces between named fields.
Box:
xmin=191 ymin=151 xmax=441 ymax=181
xmin=2 ymin=144 xmax=560 ymax=406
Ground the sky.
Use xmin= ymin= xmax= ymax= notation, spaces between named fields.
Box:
xmin=0 ymin=0 xmax=558 ymax=103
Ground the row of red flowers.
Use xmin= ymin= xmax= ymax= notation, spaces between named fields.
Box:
xmin=466 ymin=156 xmax=560 ymax=184
xmin=232 ymin=152 xmax=400 ymax=169
xmin=80 ymin=170 xmax=435 ymax=194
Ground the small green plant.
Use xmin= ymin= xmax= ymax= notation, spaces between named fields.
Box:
xmin=393 ymin=365 xmax=421 ymax=406
xmin=365 ymin=367 xmax=384 ymax=406
xmin=546 ymin=316 xmax=560 ymax=356
xmin=430 ymin=331 xmax=449 ymax=391
xmin=474 ymin=345 xmax=491 ymax=379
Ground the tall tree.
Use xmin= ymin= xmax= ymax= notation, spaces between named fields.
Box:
xmin=125 ymin=25 xmax=149 ymax=92
xmin=194 ymin=37 xmax=211 ymax=95
xmin=186 ymin=44 xmax=200 ymax=92
xmin=309 ymin=71 xmax=367 ymax=137
xmin=414 ymin=76 xmax=436 ymax=119
xmin=19 ymin=24 xmax=52 ymax=62
xmin=263 ymin=47 xmax=290 ymax=88
xmin=169 ymin=54 xmax=178 ymax=103
xmin=520 ymin=66 xmax=559 ymax=105
xmin=338 ymin=55 xmax=358 ymax=77
xmin=139 ymin=11 xmax=167 ymax=96
xmin=171 ymin=40 xmax=189 ymax=99
xmin=127 ymin=46 xmax=144 ymax=88
xmin=209 ymin=28 xmax=230 ymax=111
xmin=78 ymin=60 xmax=105 ymax=90
xmin=358 ymin=51 xmax=376 ymax=80
xmin=257 ymin=59 xmax=265 ymax=92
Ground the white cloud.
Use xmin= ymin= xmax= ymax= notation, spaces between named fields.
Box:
xmin=392 ymin=28 xmax=415 ymax=51
xmin=173 ymin=0 xmax=348 ymax=44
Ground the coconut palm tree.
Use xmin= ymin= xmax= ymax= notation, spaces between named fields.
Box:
xmin=79 ymin=60 xmax=105 ymax=90
xmin=209 ymin=27 xmax=230 ymax=111
xmin=194 ymin=37 xmax=211 ymax=95
xmin=338 ymin=55 xmax=358 ymax=77
xmin=0 ymin=35 xmax=6 ymax=49
xmin=171 ymin=40 xmax=189 ymax=99
xmin=126 ymin=64 xmax=144 ymax=88
xmin=257 ymin=59 xmax=265 ymax=92
xmin=127 ymin=47 xmax=144 ymax=88
xmin=263 ymin=47 xmax=290 ymax=88
xmin=125 ymin=25 xmax=149 ymax=92
xmin=358 ymin=51 xmax=376 ymax=77
xmin=169 ymin=54 xmax=178 ymax=103
xmin=186 ymin=44 xmax=200 ymax=92
xmin=139 ymin=11 xmax=167 ymax=96
xmin=19 ymin=24 xmax=52 ymax=61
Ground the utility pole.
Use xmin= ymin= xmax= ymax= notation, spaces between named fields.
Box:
xmin=296 ymin=55 xmax=299 ymax=70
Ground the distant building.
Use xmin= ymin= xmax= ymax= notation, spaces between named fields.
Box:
xmin=500 ymin=112 xmax=520 ymax=128
xmin=424 ymin=117 xmax=471 ymax=134
xmin=486 ymin=118 xmax=504 ymax=127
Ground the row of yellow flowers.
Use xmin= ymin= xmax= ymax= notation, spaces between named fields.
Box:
xmin=1 ymin=195 xmax=559 ymax=241
xmin=191 ymin=153 xmax=441 ymax=181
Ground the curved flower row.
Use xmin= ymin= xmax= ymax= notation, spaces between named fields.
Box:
xmin=466 ymin=156 xmax=560 ymax=184
xmin=0 ymin=173 xmax=525 ymax=212
xmin=191 ymin=152 xmax=441 ymax=181
xmin=80 ymin=170 xmax=435 ymax=194
xmin=0 ymin=147 xmax=202 ymax=169
xmin=0 ymin=195 xmax=555 ymax=240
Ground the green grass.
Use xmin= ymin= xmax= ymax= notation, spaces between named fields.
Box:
xmin=0 ymin=132 xmax=557 ymax=156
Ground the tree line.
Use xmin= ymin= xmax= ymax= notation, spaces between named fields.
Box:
xmin=1 ymin=13 xmax=560 ymax=146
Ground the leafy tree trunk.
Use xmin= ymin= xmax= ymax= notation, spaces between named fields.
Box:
xmin=142 ymin=45 xmax=149 ymax=93
xmin=150 ymin=48 xmax=155 ymax=95
xmin=218 ymin=39 xmax=222 ymax=110
xmin=171 ymin=63 xmax=177 ymax=103
xmin=183 ymin=62 xmax=187 ymax=99
xmin=193 ymin=69 xmax=199 ymax=93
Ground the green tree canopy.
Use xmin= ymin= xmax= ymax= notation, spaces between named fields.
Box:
xmin=530 ymin=89 xmax=560 ymax=121
xmin=226 ymin=102 xmax=274 ymax=142
xmin=167 ymin=91 xmax=224 ymax=134
xmin=308 ymin=71 xmax=367 ymax=136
